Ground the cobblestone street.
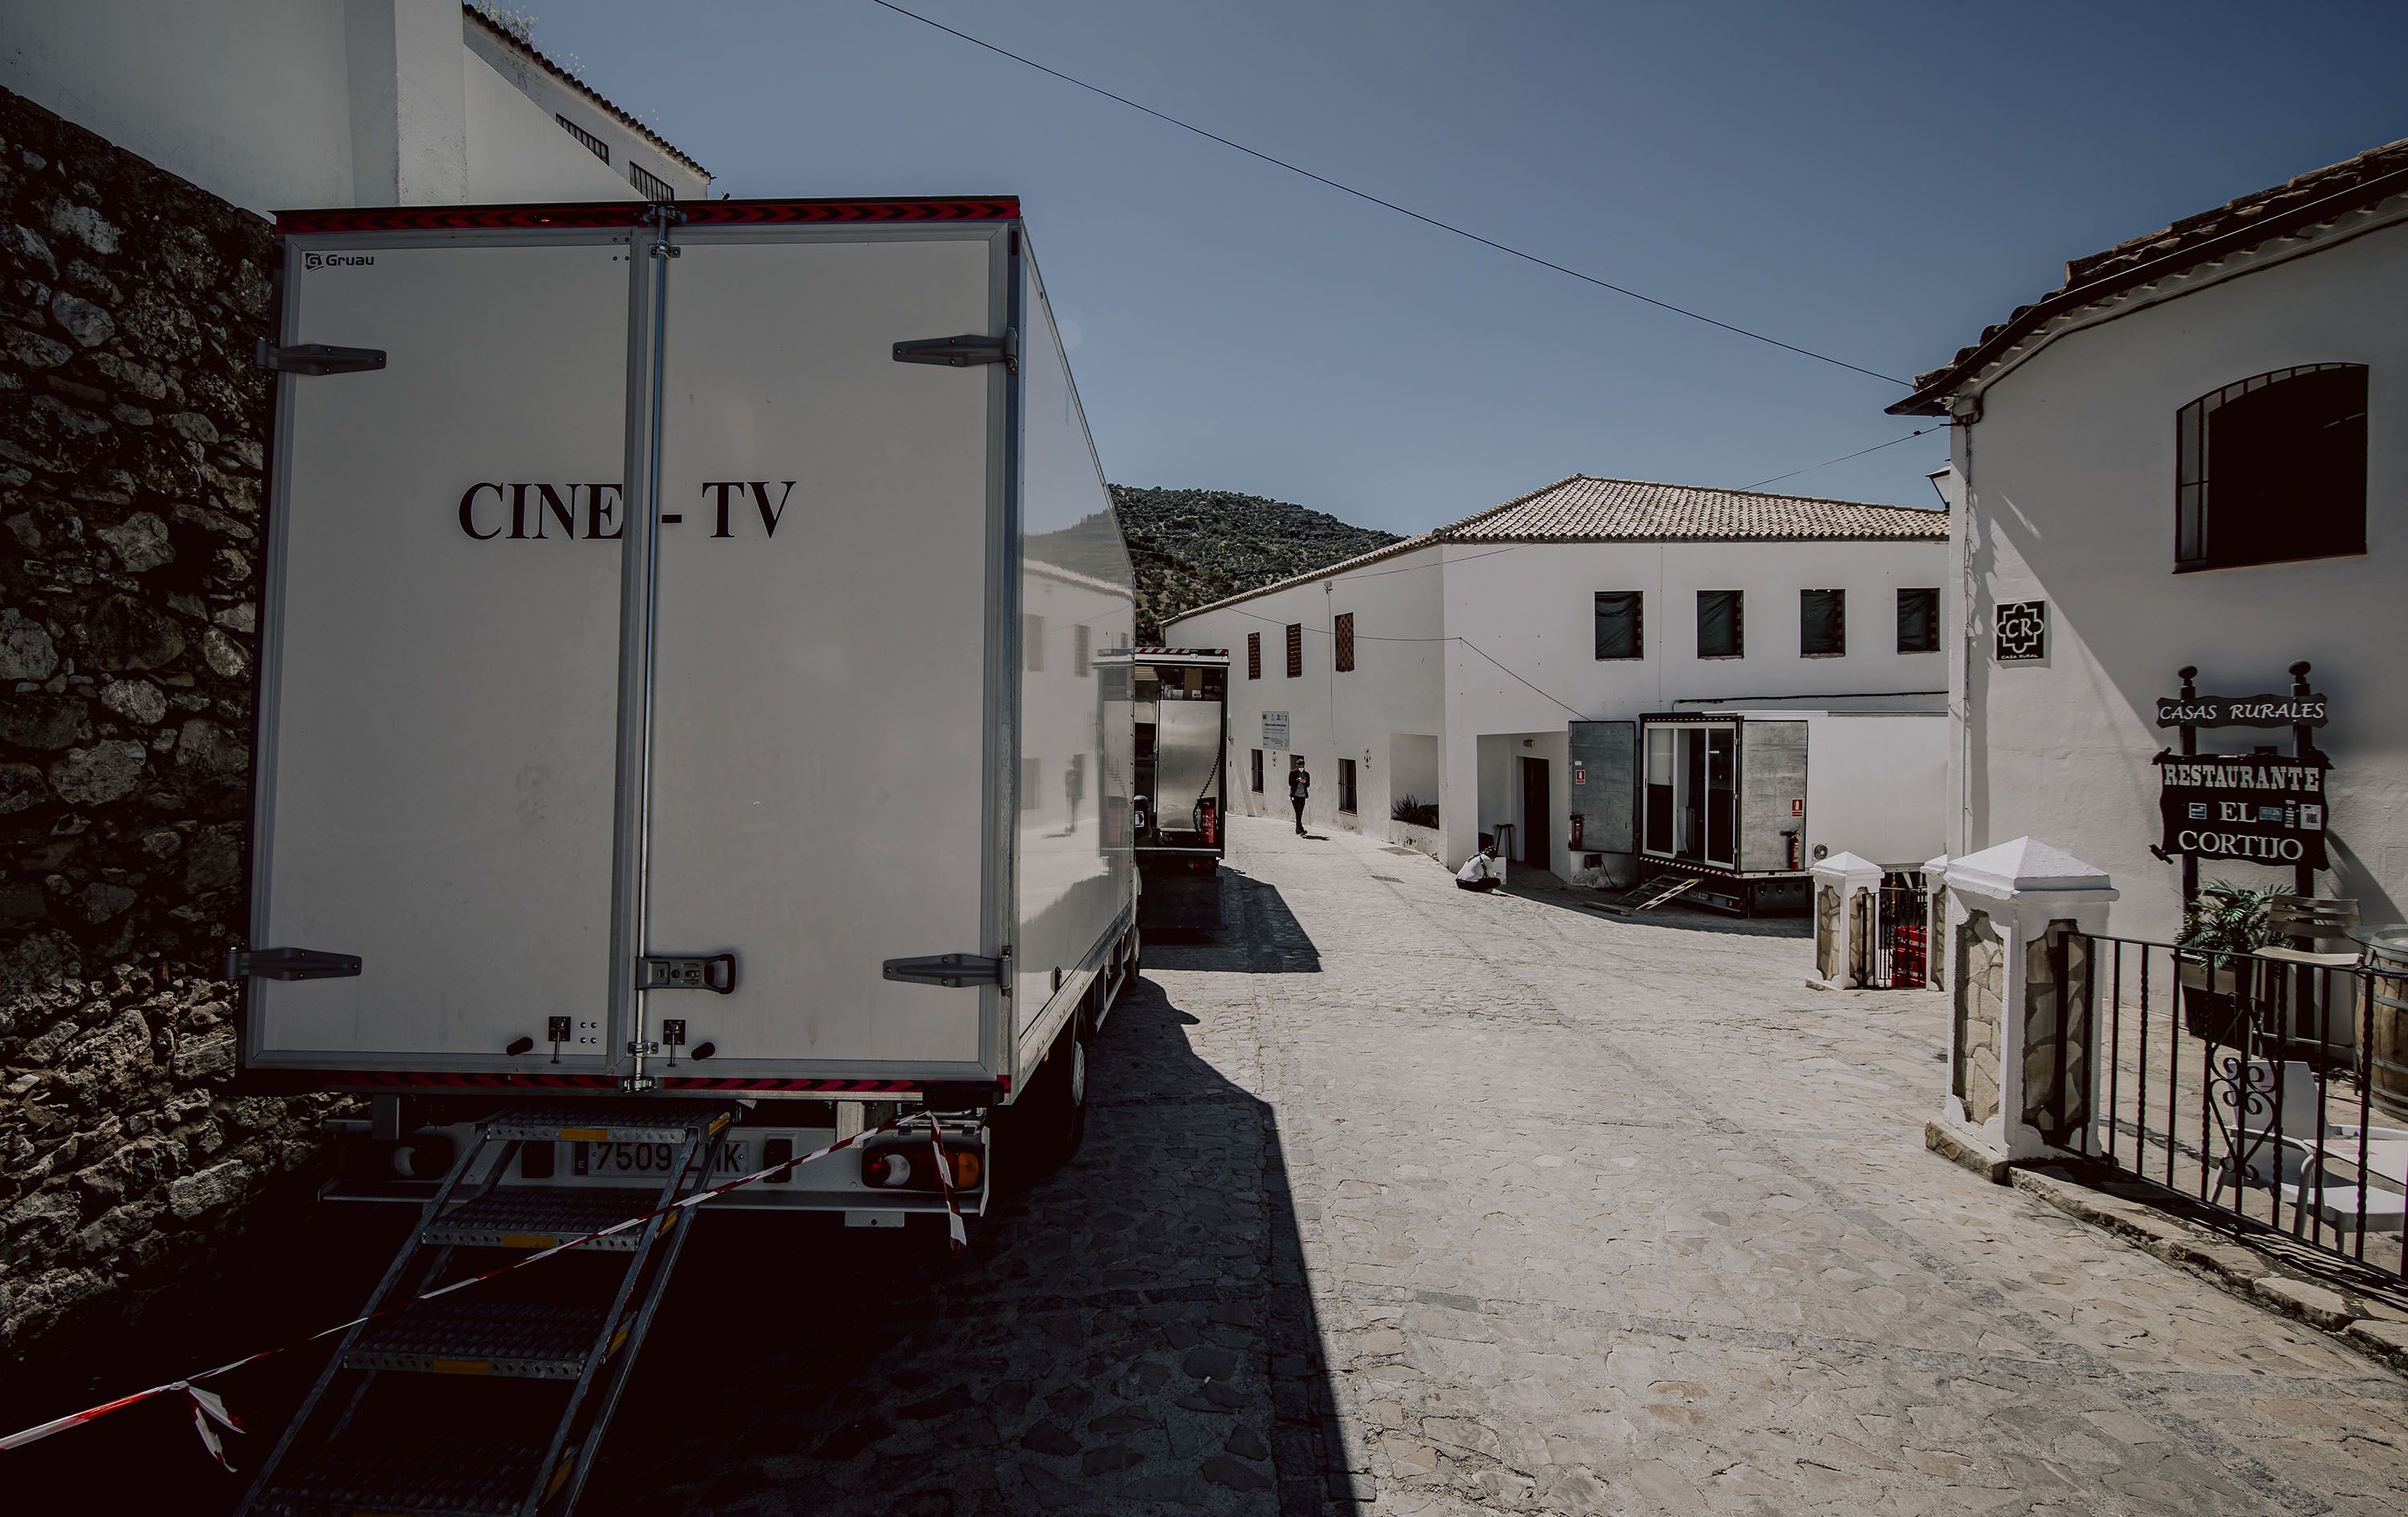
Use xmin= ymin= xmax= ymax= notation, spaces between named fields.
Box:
xmin=588 ymin=814 xmax=2408 ymax=1515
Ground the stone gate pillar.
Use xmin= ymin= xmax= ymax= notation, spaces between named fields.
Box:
xmin=1922 ymin=852 xmax=1950 ymax=993
xmin=1810 ymin=851 xmax=1882 ymax=988
xmin=1935 ymin=838 xmax=2117 ymax=1168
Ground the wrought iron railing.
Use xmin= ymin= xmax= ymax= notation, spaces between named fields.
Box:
xmin=2079 ymin=934 xmax=2406 ymax=1282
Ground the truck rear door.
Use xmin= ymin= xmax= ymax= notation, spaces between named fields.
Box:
xmin=247 ymin=228 xmax=634 ymax=1073
xmin=634 ymin=226 xmax=1008 ymax=1082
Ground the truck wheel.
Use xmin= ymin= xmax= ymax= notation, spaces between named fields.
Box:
xmin=1003 ymin=1015 xmax=1088 ymax=1184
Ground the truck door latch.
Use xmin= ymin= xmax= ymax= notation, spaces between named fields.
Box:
xmin=893 ymin=328 xmax=1016 ymax=375
xmin=254 ymin=340 xmax=387 ymax=376
xmin=637 ymin=954 xmax=737 ymax=994
xmin=883 ymin=949 xmax=1009 ymax=990
xmin=228 ymin=946 xmax=363 ymax=981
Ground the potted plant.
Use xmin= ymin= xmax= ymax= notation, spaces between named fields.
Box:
xmin=2177 ymin=881 xmax=2276 ymax=1043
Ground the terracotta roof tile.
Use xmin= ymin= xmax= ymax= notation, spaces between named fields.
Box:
xmin=1900 ymin=136 xmax=2408 ymax=407
xmin=1168 ymin=475 xmax=1945 ymax=622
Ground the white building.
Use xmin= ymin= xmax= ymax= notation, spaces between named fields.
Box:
xmin=1891 ymin=137 xmax=2406 ymax=941
xmin=1164 ymin=475 xmax=1950 ymax=896
xmin=0 ymin=0 xmax=710 ymax=215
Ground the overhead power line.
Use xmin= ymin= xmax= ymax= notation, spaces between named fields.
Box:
xmin=864 ymin=0 xmax=1910 ymax=387
xmin=1741 ymin=425 xmax=1944 ymax=490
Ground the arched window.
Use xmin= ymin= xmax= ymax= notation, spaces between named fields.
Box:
xmin=2176 ymin=364 xmax=2367 ymax=571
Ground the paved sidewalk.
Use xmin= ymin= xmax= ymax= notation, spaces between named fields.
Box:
xmin=584 ymin=814 xmax=2406 ymax=1515
xmin=1241 ymin=816 xmax=2408 ymax=1515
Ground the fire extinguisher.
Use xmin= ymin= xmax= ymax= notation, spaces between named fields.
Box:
xmin=1198 ymin=797 xmax=1217 ymax=846
xmin=1570 ymin=813 xmax=1584 ymax=850
xmin=1784 ymin=829 xmax=1801 ymax=870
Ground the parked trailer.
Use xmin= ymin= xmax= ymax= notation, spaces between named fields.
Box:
xmin=230 ymin=197 xmax=1133 ymax=1515
xmin=1617 ymin=708 xmax=1945 ymax=915
xmin=1121 ymin=647 xmax=1230 ymax=933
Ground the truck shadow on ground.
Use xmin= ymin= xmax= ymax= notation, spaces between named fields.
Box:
xmin=586 ymin=970 xmax=1351 ymax=1516
xmin=1141 ymin=869 xmax=1320 ymax=974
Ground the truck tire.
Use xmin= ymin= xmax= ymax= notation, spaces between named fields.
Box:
xmin=1001 ymin=1015 xmax=1088 ymax=1185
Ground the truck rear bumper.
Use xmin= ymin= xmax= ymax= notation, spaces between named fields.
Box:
xmin=321 ymin=1112 xmax=990 ymax=1218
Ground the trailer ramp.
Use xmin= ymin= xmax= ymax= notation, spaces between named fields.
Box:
xmin=238 ymin=1102 xmax=735 ymax=1517
xmin=1597 ymin=873 xmax=1699 ymax=917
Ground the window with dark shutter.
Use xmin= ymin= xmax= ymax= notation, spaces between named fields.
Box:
xmin=1593 ymin=592 xmax=1642 ymax=660
xmin=1800 ymin=590 xmax=1845 ymax=657
xmin=2177 ymin=364 xmax=2366 ymax=571
xmin=1334 ymin=612 xmax=1356 ymax=673
xmin=1247 ymin=632 xmax=1261 ymax=680
xmin=1338 ymin=758 xmax=1358 ymax=814
xmin=1285 ymin=623 xmax=1303 ymax=678
xmin=1073 ymin=623 xmax=1090 ymax=676
xmin=1023 ymin=613 xmax=1043 ymax=671
xmin=1251 ymin=749 xmax=1264 ymax=792
xmin=1696 ymin=590 xmax=1742 ymax=658
xmin=1896 ymin=588 xmax=1938 ymax=653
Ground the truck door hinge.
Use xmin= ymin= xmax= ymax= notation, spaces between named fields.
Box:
xmin=228 ymin=946 xmax=363 ymax=982
xmin=893 ymin=328 xmax=1016 ymax=375
xmin=637 ymin=954 xmax=737 ymax=994
xmin=254 ymin=340 xmax=387 ymax=376
xmin=883 ymin=947 xmax=1010 ymax=991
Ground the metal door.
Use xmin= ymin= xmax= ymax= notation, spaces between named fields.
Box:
xmin=248 ymin=234 xmax=634 ymax=1070
xmin=633 ymin=228 xmax=1007 ymax=1079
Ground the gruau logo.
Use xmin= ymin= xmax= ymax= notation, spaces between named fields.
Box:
xmin=303 ymin=252 xmax=376 ymax=270
xmin=457 ymin=482 xmax=799 ymax=541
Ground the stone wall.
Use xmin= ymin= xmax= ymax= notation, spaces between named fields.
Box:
xmin=1953 ymin=910 xmax=2003 ymax=1125
xmin=1815 ymin=885 xmax=1839 ymax=982
xmin=0 ymin=86 xmax=347 ymax=1361
xmin=2020 ymin=922 xmax=2092 ymax=1147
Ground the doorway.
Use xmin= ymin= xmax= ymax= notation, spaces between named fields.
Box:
xmin=1518 ymin=755 xmax=1549 ymax=869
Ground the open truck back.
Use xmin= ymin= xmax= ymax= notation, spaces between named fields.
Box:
xmin=1121 ymin=647 xmax=1230 ymax=933
xmin=230 ymin=197 xmax=1136 ymax=1515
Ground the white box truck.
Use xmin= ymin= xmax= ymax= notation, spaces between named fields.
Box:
xmin=230 ymin=196 xmax=1139 ymax=1514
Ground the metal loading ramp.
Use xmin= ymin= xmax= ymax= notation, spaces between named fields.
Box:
xmin=237 ymin=1102 xmax=738 ymax=1517
xmin=1597 ymin=872 xmax=1699 ymax=917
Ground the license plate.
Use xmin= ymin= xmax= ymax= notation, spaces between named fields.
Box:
xmin=568 ymin=1139 xmax=750 ymax=1178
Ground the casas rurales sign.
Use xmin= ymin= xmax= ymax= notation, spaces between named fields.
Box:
xmin=2154 ymin=692 xmax=2328 ymax=728
xmin=2155 ymin=752 xmax=2329 ymax=868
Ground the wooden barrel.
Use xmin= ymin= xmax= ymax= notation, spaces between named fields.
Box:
xmin=2367 ymin=938 xmax=2408 ymax=1118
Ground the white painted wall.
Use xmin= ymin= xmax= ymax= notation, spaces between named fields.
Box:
xmin=1169 ymin=528 xmax=1948 ymax=880
xmin=462 ymin=44 xmax=643 ymax=205
xmin=0 ymin=0 xmax=694 ymax=216
xmin=1176 ymin=545 xmax=1448 ymax=841
xmin=1438 ymin=538 xmax=1946 ymax=876
xmin=1947 ymin=203 xmax=2408 ymax=941
xmin=462 ymin=18 xmax=706 ymax=201
xmin=1799 ymin=711 xmax=1947 ymax=870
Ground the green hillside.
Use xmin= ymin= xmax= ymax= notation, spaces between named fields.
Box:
xmin=1110 ymin=485 xmax=1402 ymax=643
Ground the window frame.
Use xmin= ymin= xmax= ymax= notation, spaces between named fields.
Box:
xmin=1895 ymin=588 xmax=1939 ymax=654
xmin=1593 ymin=590 xmax=1644 ymax=661
xmin=1695 ymin=589 xmax=1743 ymax=659
xmin=1337 ymin=757 xmax=1358 ymax=815
xmin=1800 ymin=588 xmax=1845 ymax=658
xmin=1285 ymin=622 xmax=1304 ymax=678
xmin=1334 ymin=612 xmax=1356 ymax=673
xmin=2175 ymin=363 xmax=2368 ymax=573
xmin=1250 ymin=748 xmax=1264 ymax=793
xmin=1247 ymin=631 xmax=1261 ymax=680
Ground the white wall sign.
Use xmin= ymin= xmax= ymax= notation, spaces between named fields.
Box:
xmin=1995 ymin=600 xmax=2047 ymax=661
xmin=1262 ymin=711 xmax=1290 ymax=750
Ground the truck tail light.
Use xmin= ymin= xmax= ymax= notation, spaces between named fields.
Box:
xmin=860 ymin=1138 xmax=982 ymax=1192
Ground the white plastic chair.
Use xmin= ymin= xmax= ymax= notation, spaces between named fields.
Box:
xmin=2226 ymin=1130 xmax=2407 ymax=1242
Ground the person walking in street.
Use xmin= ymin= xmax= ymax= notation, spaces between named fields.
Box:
xmin=1287 ymin=758 xmax=1311 ymax=835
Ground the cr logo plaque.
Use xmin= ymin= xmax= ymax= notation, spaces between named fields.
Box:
xmin=1995 ymin=600 xmax=2046 ymax=662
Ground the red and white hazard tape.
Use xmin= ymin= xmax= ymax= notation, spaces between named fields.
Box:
xmin=0 ymin=1111 xmax=968 ymax=1466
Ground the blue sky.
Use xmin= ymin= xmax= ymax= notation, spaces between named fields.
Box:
xmin=535 ymin=0 xmax=2407 ymax=534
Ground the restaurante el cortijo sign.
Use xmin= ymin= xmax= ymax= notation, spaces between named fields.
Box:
xmin=2154 ymin=751 xmax=2330 ymax=868
xmin=2152 ymin=667 xmax=2333 ymax=876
